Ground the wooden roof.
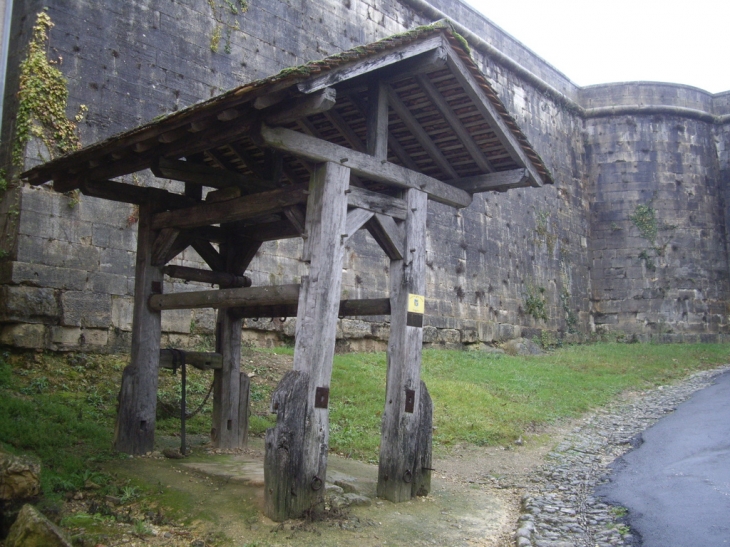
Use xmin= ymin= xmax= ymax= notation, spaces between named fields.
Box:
xmin=21 ymin=22 xmax=553 ymax=209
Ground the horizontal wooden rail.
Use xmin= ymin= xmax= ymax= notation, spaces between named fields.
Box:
xmin=163 ymin=265 xmax=252 ymax=288
xmin=159 ymin=350 xmax=223 ymax=371
xmin=149 ymin=284 xmax=301 ymax=311
xmin=229 ymin=297 xmax=391 ymax=319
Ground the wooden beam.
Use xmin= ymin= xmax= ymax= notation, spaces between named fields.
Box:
xmin=444 ymin=49 xmax=543 ymax=187
xmin=191 ymin=239 xmax=226 ymax=272
xmin=378 ymin=188 xmax=431 ymax=502
xmin=159 ymin=350 xmax=223 ymax=371
xmin=323 ymin=109 xmax=366 ymax=153
xmin=159 ymin=231 xmax=193 ymax=265
xmin=229 ymin=297 xmax=390 ymax=319
xmin=152 ymin=157 xmax=266 ymax=190
xmin=451 ymin=168 xmax=530 ymax=194
xmin=297 ymin=34 xmax=446 ymax=95
xmin=259 ymin=125 xmax=471 ymax=208
xmin=349 ymin=95 xmax=420 ymax=172
xmin=265 ymin=161 xmax=350 ymax=520
xmin=366 ymin=213 xmax=405 ymax=260
xmin=149 ymin=283 xmax=301 ymax=311
xmin=113 ymin=202 xmax=163 ymax=455
xmin=162 ymin=265 xmax=252 ymax=288
xmin=385 ymin=84 xmax=459 ymax=180
xmin=236 ymin=220 xmax=301 ymax=241
xmin=366 ymin=81 xmax=389 ymax=160
xmin=415 ymin=73 xmax=495 ymax=173
xmin=344 ymin=207 xmax=375 ymax=243
xmin=151 ymin=228 xmax=182 ymax=267
xmin=264 ymin=87 xmax=336 ymax=125
xmin=151 ymin=183 xmax=309 ymax=231
xmin=283 ymin=205 xmax=306 ymax=234
xmin=79 ymin=179 xmax=196 ymax=208
xmin=347 ymin=186 xmax=407 ymax=220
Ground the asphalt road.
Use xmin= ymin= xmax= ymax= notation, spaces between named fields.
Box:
xmin=597 ymin=370 xmax=730 ymax=547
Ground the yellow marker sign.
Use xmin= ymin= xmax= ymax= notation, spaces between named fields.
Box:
xmin=407 ymin=294 xmax=425 ymax=314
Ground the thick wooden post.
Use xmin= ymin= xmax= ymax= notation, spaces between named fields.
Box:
xmin=377 ymin=188 xmax=433 ymax=502
xmin=264 ymin=161 xmax=350 ymax=520
xmin=113 ymin=202 xmax=163 ymax=455
xmin=211 ymin=239 xmax=257 ymax=448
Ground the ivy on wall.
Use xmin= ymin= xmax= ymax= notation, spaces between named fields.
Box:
xmin=207 ymin=0 xmax=249 ymax=54
xmin=13 ymin=10 xmax=86 ymax=168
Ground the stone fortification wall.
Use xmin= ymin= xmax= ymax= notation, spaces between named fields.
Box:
xmin=0 ymin=0 xmax=728 ymax=352
xmin=584 ymin=83 xmax=730 ymax=340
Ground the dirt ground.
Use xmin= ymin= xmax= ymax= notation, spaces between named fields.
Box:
xmin=90 ymin=426 xmax=562 ymax=547
xmin=58 ymin=348 xmax=565 ymax=547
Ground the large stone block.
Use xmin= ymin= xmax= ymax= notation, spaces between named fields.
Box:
xmin=0 ymin=324 xmax=47 ymax=348
xmin=0 ymin=286 xmax=59 ymax=322
xmin=61 ymin=291 xmax=112 ymax=328
xmin=111 ymin=296 xmax=134 ymax=331
xmin=161 ymin=309 xmax=192 ymax=334
xmin=1 ymin=262 xmax=86 ymax=291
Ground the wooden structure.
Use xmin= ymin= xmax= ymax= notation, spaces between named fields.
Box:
xmin=21 ymin=22 xmax=552 ymax=520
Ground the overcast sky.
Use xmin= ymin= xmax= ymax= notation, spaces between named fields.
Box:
xmin=463 ymin=0 xmax=729 ymax=94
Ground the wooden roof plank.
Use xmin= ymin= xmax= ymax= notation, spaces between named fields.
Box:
xmin=444 ymin=49 xmax=543 ymax=187
xmin=415 ymin=74 xmax=495 ymax=173
xmin=259 ymin=124 xmax=471 ymax=208
xmin=385 ymin=85 xmax=459 ymax=180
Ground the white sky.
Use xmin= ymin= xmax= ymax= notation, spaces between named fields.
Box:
xmin=463 ymin=0 xmax=729 ymax=94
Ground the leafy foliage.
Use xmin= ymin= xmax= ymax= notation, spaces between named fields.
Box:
xmin=14 ymin=11 xmax=85 ymax=167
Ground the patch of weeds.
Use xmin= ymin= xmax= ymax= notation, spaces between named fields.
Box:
xmin=524 ymin=283 xmax=548 ymax=321
xmin=631 ymin=204 xmax=657 ymax=243
xmin=638 ymin=249 xmax=655 ymax=270
xmin=610 ymin=506 xmax=628 ymax=518
xmin=534 ymin=209 xmax=557 ymax=255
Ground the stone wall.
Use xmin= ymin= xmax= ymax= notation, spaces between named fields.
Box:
xmin=0 ymin=0 xmax=728 ymax=351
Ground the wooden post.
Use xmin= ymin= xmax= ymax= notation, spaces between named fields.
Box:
xmin=377 ymin=188 xmax=433 ymax=502
xmin=264 ymin=161 xmax=350 ymax=520
xmin=113 ymin=202 xmax=163 ymax=455
xmin=211 ymin=239 xmax=257 ymax=449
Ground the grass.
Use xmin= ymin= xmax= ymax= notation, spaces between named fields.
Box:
xmin=326 ymin=343 xmax=730 ymax=460
xmin=1 ymin=342 xmax=729 ymax=501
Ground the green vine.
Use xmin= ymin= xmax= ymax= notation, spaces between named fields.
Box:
xmin=534 ymin=209 xmax=557 ymax=255
xmin=13 ymin=11 xmax=86 ymax=167
xmin=630 ymin=204 xmax=657 ymax=244
xmin=207 ymin=0 xmax=248 ymax=54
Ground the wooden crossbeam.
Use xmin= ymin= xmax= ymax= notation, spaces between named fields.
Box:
xmin=159 ymin=350 xmax=223 ymax=371
xmin=414 ymin=74 xmax=495 ymax=174
xmin=344 ymin=208 xmax=375 ymax=243
xmin=347 ymin=186 xmax=407 ymax=220
xmin=150 ymin=183 xmax=309 ymax=230
xmin=451 ymin=168 xmax=530 ymax=194
xmin=444 ymin=49 xmax=542 ymax=187
xmin=149 ymin=284 xmax=301 ymax=311
xmin=385 ymin=84 xmax=459 ymax=180
xmin=79 ymin=179 xmax=196 ymax=208
xmin=366 ymin=213 xmax=405 ymax=260
xmin=153 ymin=157 xmax=260 ymax=190
xmin=229 ymin=297 xmax=391 ymax=320
xmin=191 ymin=239 xmax=226 ymax=272
xmin=163 ymin=265 xmax=252 ymax=288
xmin=259 ymin=125 xmax=471 ymax=208
xmin=151 ymin=228 xmax=183 ymax=267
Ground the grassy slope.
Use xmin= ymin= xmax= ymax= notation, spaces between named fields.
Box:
xmin=1 ymin=343 xmax=729 ymax=494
